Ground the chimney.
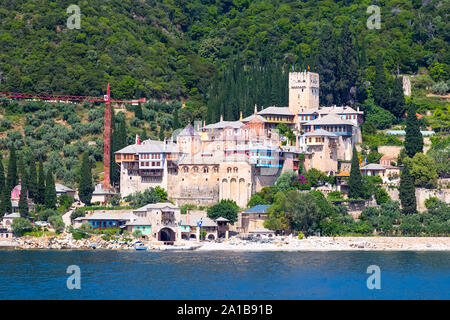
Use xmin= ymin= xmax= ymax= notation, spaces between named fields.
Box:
xmin=254 ymin=104 xmax=257 ymax=114
xmin=220 ymin=114 xmax=223 ymax=122
xmin=240 ymin=111 xmax=243 ymax=121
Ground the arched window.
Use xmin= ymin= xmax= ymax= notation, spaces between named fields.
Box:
xmin=183 ymin=166 xmax=188 ymax=173
xmin=233 ymin=167 xmax=238 ymax=173
xmin=203 ymin=166 xmax=209 ymax=173
xmin=227 ymin=167 xmax=232 ymax=173
xmin=193 ymin=166 xmax=198 ymax=173
xmin=213 ymin=166 xmax=219 ymax=173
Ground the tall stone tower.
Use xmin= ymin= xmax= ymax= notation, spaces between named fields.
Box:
xmin=288 ymin=71 xmax=320 ymax=115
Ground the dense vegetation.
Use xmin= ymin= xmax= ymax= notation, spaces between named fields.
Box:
xmin=0 ymin=1 xmax=448 ymax=117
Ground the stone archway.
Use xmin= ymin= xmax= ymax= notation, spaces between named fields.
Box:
xmin=207 ymin=234 xmax=215 ymax=241
xmin=189 ymin=234 xmax=197 ymax=240
xmin=158 ymin=227 xmax=176 ymax=242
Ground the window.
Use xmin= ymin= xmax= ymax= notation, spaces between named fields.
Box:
xmin=193 ymin=166 xmax=198 ymax=173
xmin=233 ymin=167 xmax=238 ymax=173
xmin=227 ymin=167 xmax=232 ymax=173
xmin=203 ymin=166 xmax=209 ymax=173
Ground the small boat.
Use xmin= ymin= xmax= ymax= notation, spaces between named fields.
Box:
xmin=135 ymin=245 xmax=147 ymax=251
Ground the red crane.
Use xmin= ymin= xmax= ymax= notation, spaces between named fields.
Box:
xmin=0 ymin=84 xmax=146 ymax=190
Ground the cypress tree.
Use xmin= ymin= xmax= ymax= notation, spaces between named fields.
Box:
xmin=6 ymin=146 xmax=18 ymax=191
xmin=44 ymin=170 xmax=57 ymax=209
xmin=0 ymin=186 xmax=12 ymax=217
xmin=28 ymin=156 xmax=37 ymax=201
xmin=348 ymin=146 xmax=364 ymax=199
xmin=404 ymin=102 xmax=423 ymax=158
xmin=390 ymin=76 xmax=406 ymax=118
xmin=337 ymin=22 xmax=358 ymax=105
xmin=316 ymin=23 xmax=339 ymax=106
xmin=399 ymin=164 xmax=417 ymax=215
xmin=173 ymin=108 xmax=180 ymax=130
xmin=373 ymin=54 xmax=389 ymax=109
xmin=18 ymin=181 xmax=28 ymax=217
xmin=0 ymin=153 xmax=5 ymax=195
xmin=134 ymin=104 xmax=143 ymax=120
xmin=37 ymin=159 xmax=45 ymax=204
xmin=78 ymin=153 xmax=94 ymax=205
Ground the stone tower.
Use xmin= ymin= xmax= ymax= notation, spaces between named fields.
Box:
xmin=288 ymin=71 xmax=320 ymax=115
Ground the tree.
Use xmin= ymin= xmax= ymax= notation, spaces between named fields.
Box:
xmin=38 ymin=209 xmax=58 ymax=222
xmin=48 ymin=215 xmax=65 ymax=233
xmin=399 ymin=164 xmax=417 ymax=215
xmin=316 ymin=23 xmax=338 ymax=105
xmin=0 ymin=153 xmax=5 ymax=196
xmin=70 ymin=208 xmax=86 ymax=221
xmin=404 ymin=102 xmax=423 ymax=158
xmin=28 ymin=156 xmax=37 ymax=201
xmin=348 ymin=146 xmax=364 ymax=199
xmin=125 ymin=187 xmax=167 ymax=208
xmin=18 ymin=183 xmax=28 ymax=217
xmin=44 ymin=170 xmax=57 ymax=209
xmin=11 ymin=217 xmax=33 ymax=236
xmin=336 ymin=22 xmax=358 ymax=105
xmin=390 ymin=76 xmax=406 ymax=118
xmin=6 ymin=146 xmax=18 ymax=191
xmin=0 ymin=186 xmax=12 ymax=216
xmin=275 ymin=171 xmax=298 ymax=191
xmin=78 ymin=153 xmax=94 ymax=205
xmin=36 ymin=159 xmax=45 ymax=205
xmin=373 ymin=54 xmax=389 ymax=109
xmin=207 ymin=199 xmax=239 ymax=223
xmin=407 ymin=153 xmax=438 ymax=188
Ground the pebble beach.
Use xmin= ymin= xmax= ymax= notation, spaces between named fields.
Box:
xmin=1 ymin=234 xmax=450 ymax=251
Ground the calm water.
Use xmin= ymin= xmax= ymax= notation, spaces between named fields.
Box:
xmin=0 ymin=250 xmax=448 ymax=300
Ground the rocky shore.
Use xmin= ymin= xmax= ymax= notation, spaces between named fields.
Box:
xmin=1 ymin=234 xmax=449 ymax=251
xmin=198 ymin=236 xmax=450 ymax=251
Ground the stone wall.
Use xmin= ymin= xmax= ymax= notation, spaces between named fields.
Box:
xmin=386 ymin=186 xmax=450 ymax=212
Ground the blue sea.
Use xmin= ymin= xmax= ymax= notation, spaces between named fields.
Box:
xmin=0 ymin=250 xmax=448 ymax=300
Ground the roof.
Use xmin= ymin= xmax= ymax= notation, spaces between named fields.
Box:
xmin=336 ymin=171 xmax=350 ymax=177
xmin=241 ymin=114 xmax=267 ymax=123
xmin=304 ymin=113 xmax=355 ymax=126
xmin=125 ymin=216 xmax=152 ymax=226
xmin=203 ymin=120 xmax=244 ymax=130
xmin=3 ymin=212 xmax=20 ymax=218
xmin=246 ymin=205 xmax=271 ymax=213
xmin=55 ymin=184 xmax=74 ymax=193
xmin=300 ymin=105 xmax=363 ymax=115
xmin=249 ymin=227 xmax=275 ymax=234
xmin=185 ymin=212 xmax=217 ymax=227
xmin=215 ymin=217 xmax=229 ymax=222
xmin=115 ymin=139 xmax=179 ymax=154
xmin=303 ymin=129 xmax=337 ymax=137
xmin=386 ymin=130 xmax=435 ymax=136
xmin=361 ymin=163 xmax=386 ymax=171
xmin=178 ymin=124 xmax=200 ymax=137
xmin=92 ymin=184 xmax=117 ymax=195
xmin=133 ymin=202 xmax=179 ymax=212
xmin=258 ymin=106 xmax=294 ymax=116
xmin=83 ymin=211 xmax=134 ymax=221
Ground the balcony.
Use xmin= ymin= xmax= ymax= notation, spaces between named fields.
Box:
xmin=140 ymin=170 xmax=163 ymax=177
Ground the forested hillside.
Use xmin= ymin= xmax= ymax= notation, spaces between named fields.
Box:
xmin=0 ymin=1 xmax=448 ymax=106
xmin=0 ymin=0 xmax=449 ymax=186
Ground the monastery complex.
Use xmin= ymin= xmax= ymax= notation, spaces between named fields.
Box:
xmin=115 ymin=71 xmax=364 ymax=207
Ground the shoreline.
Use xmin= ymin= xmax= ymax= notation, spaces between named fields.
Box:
xmin=1 ymin=236 xmax=450 ymax=252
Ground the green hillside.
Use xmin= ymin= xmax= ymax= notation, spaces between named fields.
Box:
xmin=0 ymin=0 xmax=449 ymax=187
xmin=0 ymin=1 xmax=448 ymax=103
